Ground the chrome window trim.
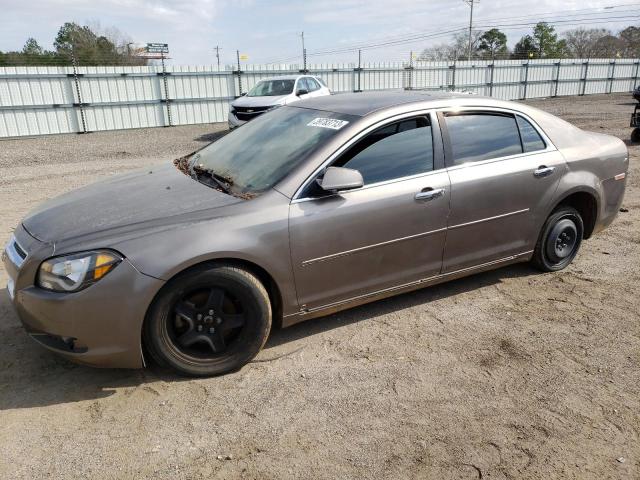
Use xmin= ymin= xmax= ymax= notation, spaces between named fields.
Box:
xmin=291 ymin=109 xmax=439 ymax=203
xmin=438 ymin=106 xmax=557 ymax=171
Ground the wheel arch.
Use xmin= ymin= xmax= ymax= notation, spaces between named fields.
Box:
xmin=142 ymin=257 xmax=284 ymax=337
xmin=549 ymin=188 xmax=599 ymax=239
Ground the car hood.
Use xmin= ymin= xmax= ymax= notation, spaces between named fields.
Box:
xmin=231 ymin=95 xmax=290 ymax=108
xmin=22 ymin=162 xmax=242 ymax=244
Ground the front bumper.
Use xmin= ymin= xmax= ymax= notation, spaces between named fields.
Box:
xmin=228 ymin=111 xmax=246 ymax=129
xmin=3 ymin=225 xmax=164 ymax=369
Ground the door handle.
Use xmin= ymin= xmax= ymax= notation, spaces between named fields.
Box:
xmin=415 ymin=188 xmax=445 ymax=202
xmin=534 ymin=165 xmax=555 ymax=178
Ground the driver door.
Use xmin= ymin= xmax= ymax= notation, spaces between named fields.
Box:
xmin=288 ymin=114 xmax=450 ymax=311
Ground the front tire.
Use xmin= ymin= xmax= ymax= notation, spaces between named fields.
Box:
xmin=532 ymin=206 xmax=584 ymax=272
xmin=144 ymin=264 xmax=271 ymax=377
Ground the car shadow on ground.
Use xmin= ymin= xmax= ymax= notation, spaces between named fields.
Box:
xmin=193 ymin=130 xmax=229 ymax=144
xmin=0 ymin=263 xmax=537 ymax=410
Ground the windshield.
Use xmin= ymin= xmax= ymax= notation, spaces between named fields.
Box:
xmin=189 ymin=106 xmax=357 ymax=195
xmin=247 ymin=79 xmax=295 ymax=97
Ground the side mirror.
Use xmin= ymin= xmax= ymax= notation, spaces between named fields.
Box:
xmin=318 ymin=167 xmax=364 ymax=192
xmin=240 ymin=92 xmax=247 ymax=96
xmin=296 ymin=88 xmax=309 ymax=97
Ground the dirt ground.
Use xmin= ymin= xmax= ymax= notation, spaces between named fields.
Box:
xmin=0 ymin=94 xmax=638 ymax=479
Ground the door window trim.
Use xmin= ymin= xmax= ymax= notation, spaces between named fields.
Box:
xmin=437 ymin=107 xmax=557 ymax=171
xmin=292 ymin=110 xmax=445 ymax=203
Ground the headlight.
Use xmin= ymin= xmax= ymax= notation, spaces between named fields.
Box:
xmin=37 ymin=251 xmax=122 ymax=293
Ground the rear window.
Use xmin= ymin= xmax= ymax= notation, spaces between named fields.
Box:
xmin=445 ymin=113 xmax=522 ymax=165
xmin=517 ymin=116 xmax=546 ymax=152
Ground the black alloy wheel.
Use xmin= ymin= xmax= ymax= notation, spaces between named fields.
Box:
xmin=144 ymin=264 xmax=271 ymax=377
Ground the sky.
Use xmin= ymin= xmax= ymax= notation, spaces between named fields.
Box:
xmin=1 ymin=0 xmax=638 ymax=66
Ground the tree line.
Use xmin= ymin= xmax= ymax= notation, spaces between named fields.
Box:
xmin=419 ymin=23 xmax=640 ymax=61
xmin=0 ymin=22 xmax=147 ymax=66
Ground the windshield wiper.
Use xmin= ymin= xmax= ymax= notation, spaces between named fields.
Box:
xmin=192 ymin=165 xmax=234 ymax=195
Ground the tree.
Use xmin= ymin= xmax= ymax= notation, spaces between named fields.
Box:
xmin=478 ymin=29 xmax=508 ymax=59
xmin=618 ymin=26 xmax=640 ymax=58
xmin=564 ymin=28 xmax=610 ymax=58
xmin=513 ymin=35 xmax=537 ymax=59
xmin=532 ymin=22 xmax=566 ymax=58
xmin=593 ymin=35 xmax=623 ymax=57
xmin=419 ymin=30 xmax=483 ymax=61
xmin=22 ymin=38 xmax=44 ymax=56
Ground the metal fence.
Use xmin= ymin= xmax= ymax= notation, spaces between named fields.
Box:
xmin=1 ymin=58 xmax=639 ymax=138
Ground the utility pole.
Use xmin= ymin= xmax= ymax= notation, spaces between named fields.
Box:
xmin=214 ymin=45 xmax=221 ymax=69
xmin=463 ymin=0 xmax=478 ymax=61
xmin=300 ymin=31 xmax=307 ymax=72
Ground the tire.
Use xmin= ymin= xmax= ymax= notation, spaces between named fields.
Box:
xmin=144 ymin=264 xmax=271 ymax=377
xmin=631 ymin=128 xmax=640 ymax=143
xmin=531 ymin=206 xmax=584 ymax=272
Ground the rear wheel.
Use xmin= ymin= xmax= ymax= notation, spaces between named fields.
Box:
xmin=144 ymin=264 xmax=271 ymax=377
xmin=532 ymin=206 xmax=584 ymax=272
xmin=631 ymin=128 xmax=640 ymax=143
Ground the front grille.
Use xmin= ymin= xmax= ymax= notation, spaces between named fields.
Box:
xmin=232 ymin=105 xmax=272 ymax=122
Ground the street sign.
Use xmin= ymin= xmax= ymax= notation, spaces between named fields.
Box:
xmin=239 ymin=53 xmax=249 ymax=61
xmin=146 ymin=43 xmax=169 ymax=54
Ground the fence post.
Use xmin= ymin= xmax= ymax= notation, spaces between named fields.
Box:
xmin=450 ymin=60 xmax=457 ymax=91
xmin=160 ymin=50 xmax=172 ymax=127
xmin=235 ymin=50 xmax=243 ymax=96
xmin=488 ymin=62 xmax=495 ymax=97
xmin=70 ymin=49 xmax=87 ymax=134
xmin=354 ymin=49 xmax=362 ymax=92
xmin=404 ymin=52 xmax=414 ymax=90
xmin=522 ymin=61 xmax=530 ymax=100
xmin=580 ymin=59 xmax=589 ymax=96
xmin=607 ymin=58 xmax=616 ymax=94
xmin=553 ymin=61 xmax=561 ymax=97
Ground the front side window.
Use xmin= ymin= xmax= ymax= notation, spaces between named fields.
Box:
xmin=306 ymin=78 xmax=320 ymax=91
xmin=335 ymin=117 xmax=434 ymax=185
xmin=517 ymin=115 xmax=546 ymax=153
xmin=445 ymin=113 xmax=522 ymax=165
xmin=247 ymin=79 xmax=295 ymax=97
xmin=189 ymin=106 xmax=357 ymax=195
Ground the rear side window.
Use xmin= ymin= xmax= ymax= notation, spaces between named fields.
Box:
xmin=306 ymin=78 xmax=320 ymax=91
xmin=445 ymin=113 xmax=522 ymax=165
xmin=336 ymin=117 xmax=434 ymax=184
xmin=517 ymin=116 xmax=546 ymax=152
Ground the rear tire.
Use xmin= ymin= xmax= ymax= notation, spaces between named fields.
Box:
xmin=144 ymin=264 xmax=271 ymax=377
xmin=532 ymin=206 xmax=584 ymax=272
xmin=631 ymin=128 xmax=640 ymax=143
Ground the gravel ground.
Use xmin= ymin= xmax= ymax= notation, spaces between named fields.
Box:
xmin=0 ymin=94 xmax=638 ymax=479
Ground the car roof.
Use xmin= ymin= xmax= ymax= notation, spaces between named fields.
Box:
xmin=292 ymin=90 xmax=490 ymax=116
xmin=257 ymin=74 xmax=315 ymax=81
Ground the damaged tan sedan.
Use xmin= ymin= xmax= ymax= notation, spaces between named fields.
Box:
xmin=3 ymin=91 xmax=628 ymax=376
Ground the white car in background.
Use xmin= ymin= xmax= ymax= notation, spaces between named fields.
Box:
xmin=228 ymin=75 xmax=331 ymax=129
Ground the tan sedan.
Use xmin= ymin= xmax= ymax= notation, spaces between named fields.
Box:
xmin=3 ymin=91 xmax=628 ymax=376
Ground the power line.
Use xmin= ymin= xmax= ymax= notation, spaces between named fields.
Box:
xmin=260 ymin=4 xmax=640 ymax=64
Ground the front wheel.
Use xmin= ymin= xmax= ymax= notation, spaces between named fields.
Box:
xmin=532 ymin=206 xmax=584 ymax=272
xmin=144 ymin=264 xmax=272 ymax=377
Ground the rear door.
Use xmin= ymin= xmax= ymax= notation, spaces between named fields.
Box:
xmin=289 ymin=113 xmax=450 ymax=311
xmin=440 ymin=110 xmax=566 ymax=272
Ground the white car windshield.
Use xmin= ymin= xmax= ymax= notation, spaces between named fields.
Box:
xmin=247 ymin=79 xmax=295 ymax=97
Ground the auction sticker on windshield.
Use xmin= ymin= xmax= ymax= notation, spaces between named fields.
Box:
xmin=307 ymin=118 xmax=349 ymax=130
